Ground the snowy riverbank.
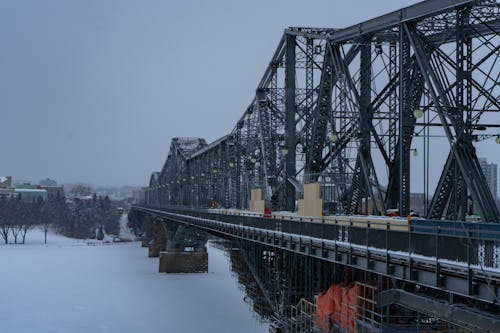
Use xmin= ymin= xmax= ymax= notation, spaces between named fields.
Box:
xmin=0 ymin=229 xmax=268 ymax=333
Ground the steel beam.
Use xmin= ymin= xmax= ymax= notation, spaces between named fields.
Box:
xmin=305 ymin=42 xmax=335 ymax=179
xmin=285 ymin=34 xmax=297 ymax=211
xmin=378 ymin=289 xmax=500 ymax=332
xmin=328 ymin=0 xmax=476 ymax=43
xmin=398 ymin=26 xmax=413 ymax=217
xmin=306 ymin=44 xmax=359 ymax=179
xmin=405 ymin=23 xmax=499 ymax=222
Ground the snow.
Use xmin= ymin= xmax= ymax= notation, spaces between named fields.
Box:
xmin=173 ymin=137 xmax=207 ymax=157
xmin=0 ymin=229 xmax=268 ymax=333
xmin=14 ymin=188 xmax=47 ymax=193
xmin=214 ymin=208 xmax=408 ymax=223
xmin=118 ymin=214 xmax=136 ymax=241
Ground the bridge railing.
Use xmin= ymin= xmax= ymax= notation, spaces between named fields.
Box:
xmin=138 ymin=205 xmax=500 ymax=271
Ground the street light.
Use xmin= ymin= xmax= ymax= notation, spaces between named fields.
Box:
xmin=412 ymin=148 xmax=418 ymax=157
xmin=330 ymin=133 xmax=338 ymax=143
xmin=413 ymin=109 xmax=424 ymax=119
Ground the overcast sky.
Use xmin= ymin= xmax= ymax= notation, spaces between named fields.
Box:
xmin=1 ymin=0 xmax=426 ymax=186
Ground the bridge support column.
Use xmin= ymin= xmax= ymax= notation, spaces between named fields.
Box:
xmin=147 ymin=219 xmax=166 ymax=257
xmin=156 ymin=220 xmax=210 ymax=273
xmin=159 ymin=247 xmax=208 ymax=273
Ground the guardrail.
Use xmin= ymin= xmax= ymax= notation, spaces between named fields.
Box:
xmin=132 ymin=205 xmax=500 ymax=303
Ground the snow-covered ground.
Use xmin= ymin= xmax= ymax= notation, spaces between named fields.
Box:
xmin=0 ymin=228 xmax=269 ymax=333
xmin=117 ymin=213 xmax=136 ymax=241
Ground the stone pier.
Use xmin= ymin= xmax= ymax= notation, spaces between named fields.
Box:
xmin=159 ymin=247 xmax=208 ymax=273
xmin=147 ymin=219 xmax=166 ymax=257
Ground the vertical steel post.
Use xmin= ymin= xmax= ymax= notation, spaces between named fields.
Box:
xmin=398 ymin=26 xmax=412 ymax=217
xmin=359 ymin=37 xmax=372 ymax=213
xmin=305 ymin=37 xmax=314 ymax=147
xmin=453 ymin=6 xmax=472 ymax=220
xmin=389 ymin=42 xmax=398 ymax=160
xmin=285 ymin=34 xmax=297 ymax=212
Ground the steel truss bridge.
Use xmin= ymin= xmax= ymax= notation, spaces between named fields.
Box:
xmin=133 ymin=0 xmax=500 ymax=332
xmin=147 ymin=0 xmax=500 ymax=222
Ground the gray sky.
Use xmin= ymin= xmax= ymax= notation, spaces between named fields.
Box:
xmin=0 ymin=0 xmax=422 ymax=186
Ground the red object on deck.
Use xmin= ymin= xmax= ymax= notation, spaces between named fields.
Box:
xmin=263 ymin=207 xmax=272 ymax=218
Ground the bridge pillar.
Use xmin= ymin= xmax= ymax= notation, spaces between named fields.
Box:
xmin=159 ymin=248 xmax=208 ymax=273
xmin=147 ymin=218 xmax=166 ymax=257
xmin=158 ymin=220 xmax=209 ymax=273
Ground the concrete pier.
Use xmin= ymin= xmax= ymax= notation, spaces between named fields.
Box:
xmin=159 ymin=248 xmax=208 ymax=273
xmin=147 ymin=219 xmax=166 ymax=257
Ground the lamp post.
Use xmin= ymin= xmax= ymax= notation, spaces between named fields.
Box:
xmin=413 ymin=109 xmax=424 ymax=119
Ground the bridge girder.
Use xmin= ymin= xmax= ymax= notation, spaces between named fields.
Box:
xmin=146 ymin=0 xmax=500 ymax=222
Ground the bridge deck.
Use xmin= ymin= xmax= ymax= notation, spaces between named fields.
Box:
xmin=133 ymin=205 xmax=500 ymax=304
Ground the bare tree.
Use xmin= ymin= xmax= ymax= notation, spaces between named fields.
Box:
xmin=40 ymin=202 xmax=51 ymax=244
xmin=0 ymin=223 xmax=10 ymax=244
xmin=0 ymin=198 xmax=13 ymax=244
xmin=11 ymin=225 xmax=21 ymax=244
xmin=20 ymin=201 xmax=37 ymax=244
xmin=40 ymin=199 xmax=60 ymax=244
xmin=20 ymin=221 xmax=33 ymax=244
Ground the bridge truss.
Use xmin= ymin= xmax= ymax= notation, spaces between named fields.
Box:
xmin=146 ymin=0 xmax=500 ymax=222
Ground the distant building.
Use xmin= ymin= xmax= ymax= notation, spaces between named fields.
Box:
xmin=38 ymin=177 xmax=65 ymax=200
xmin=132 ymin=188 xmax=146 ymax=204
xmin=40 ymin=185 xmax=65 ymax=201
xmin=0 ymin=178 xmax=62 ymax=201
xmin=14 ymin=188 xmax=47 ymax=202
xmin=39 ymin=178 xmax=57 ymax=187
xmin=0 ymin=176 xmax=12 ymax=188
xmin=479 ymin=158 xmax=498 ymax=199
xmin=0 ymin=176 xmax=16 ymax=198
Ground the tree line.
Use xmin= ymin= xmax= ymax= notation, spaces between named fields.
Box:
xmin=60 ymin=194 xmax=120 ymax=239
xmin=0 ymin=193 xmax=120 ymax=244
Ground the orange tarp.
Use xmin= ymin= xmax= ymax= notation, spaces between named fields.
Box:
xmin=315 ymin=282 xmax=369 ymax=333
xmin=315 ymin=283 xmax=346 ymax=331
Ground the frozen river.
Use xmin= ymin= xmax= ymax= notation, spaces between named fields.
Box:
xmin=0 ymin=229 xmax=269 ymax=333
